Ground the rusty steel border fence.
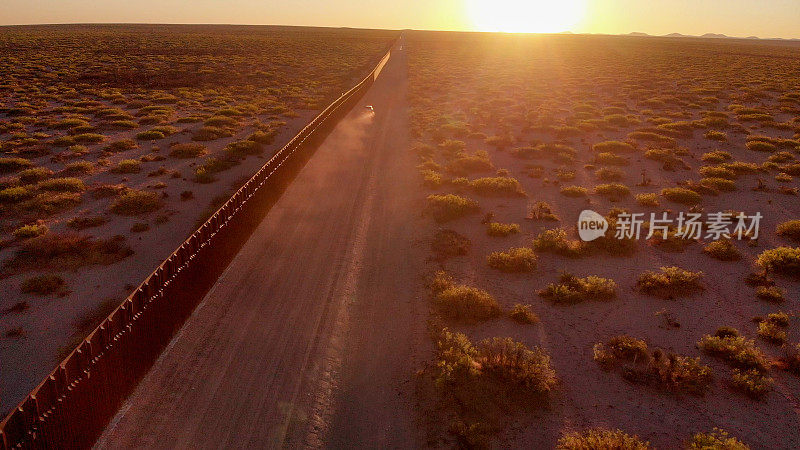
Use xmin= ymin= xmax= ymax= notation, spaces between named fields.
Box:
xmin=0 ymin=44 xmax=393 ymax=449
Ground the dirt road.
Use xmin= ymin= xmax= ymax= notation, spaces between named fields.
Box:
xmin=96 ymin=38 xmax=427 ymax=449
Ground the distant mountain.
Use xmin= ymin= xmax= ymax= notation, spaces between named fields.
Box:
xmin=746 ymin=36 xmax=760 ymax=39
xmin=664 ymin=33 xmax=688 ymax=37
xmin=701 ymin=33 xmax=728 ymax=38
xmin=627 ymin=32 xmax=649 ymax=36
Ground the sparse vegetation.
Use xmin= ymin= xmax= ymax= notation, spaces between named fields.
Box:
xmin=636 ymin=266 xmax=704 ymax=298
xmin=487 ymin=247 xmax=537 ymax=272
xmin=539 ymin=273 xmax=617 ymax=304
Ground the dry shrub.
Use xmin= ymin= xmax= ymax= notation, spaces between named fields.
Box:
xmin=487 ymin=247 xmax=537 ymax=272
xmin=20 ymin=274 xmax=68 ymax=296
xmin=435 ymin=285 xmax=501 ymax=322
xmin=698 ymin=328 xmax=769 ymax=372
xmin=731 ymin=368 xmax=773 ymax=398
xmin=110 ymin=189 xmax=163 ymax=215
xmin=636 ymin=266 xmax=703 ymax=298
xmin=169 ymin=142 xmax=208 ymax=158
xmin=661 ymin=187 xmax=701 ymax=205
xmin=592 ymin=141 xmax=636 ymax=153
xmin=756 ymin=247 xmax=800 ymax=276
xmin=703 ymin=239 xmax=741 ymax=261
xmin=594 ymin=335 xmax=713 ymax=395
xmin=532 ymin=228 xmax=588 ymax=257
xmin=426 ymin=194 xmax=480 ymax=222
xmin=557 ymin=428 xmax=650 ymax=450
xmin=635 ymin=193 xmax=659 ymax=207
xmin=687 ymin=428 xmax=750 ymax=450
xmin=776 ymin=220 xmax=800 ymax=242
xmin=509 ymin=304 xmax=538 ymax=324
xmin=469 ymin=176 xmax=525 ymax=197
xmin=486 ymin=222 xmax=520 ymax=237
xmin=756 ymin=286 xmax=785 ymax=302
xmin=3 ymin=233 xmax=132 ymax=273
xmin=539 ymin=273 xmax=617 ymax=304
xmin=595 ymin=183 xmax=630 ymax=200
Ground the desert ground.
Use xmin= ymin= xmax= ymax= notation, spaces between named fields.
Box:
xmin=3 ymin=25 xmax=800 ymax=450
xmin=0 ymin=24 xmax=394 ymax=415
xmin=406 ymin=31 xmax=800 ymax=448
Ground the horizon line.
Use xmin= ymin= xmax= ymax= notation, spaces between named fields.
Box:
xmin=0 ymin=22 xmax=798 ymax=41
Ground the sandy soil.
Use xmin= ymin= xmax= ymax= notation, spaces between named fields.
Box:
xmin=96 ymin=38 xmax=429 ymax=449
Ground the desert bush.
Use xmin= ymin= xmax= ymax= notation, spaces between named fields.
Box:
xmin=3 ymin=233 xmax=132 ymax=272
xmin=721 ymin=161 xmax=759 ymax=174
xmin=757 ymin=321 xmax=787 ymax=344
xmin=636 ymin=266 xmax=703 ymax=298
xmin=594 ymin=152 xmax=629 ymax=166
xmin=509 ymin=304 xmax=539 ymax=324
xmin=12 ymin=223 xmax=48 ymax=239
xmin=446 ymin=151 xmax=493 ymax=175
xmin=486 ymin=222 xmax=520 ymax=237
xmin=594 ymin=336 xmax=713 ymax=395
xmin=469 ymin=176 xmax=525 ymax=196
xmin=699 ymin=166 xmax=736 ymax=179
xmin=698 ymin=330 xmax=769 ymax=372
xmin=192 ymin=126 xmax=233 ymax=141
xmin=110 ymin=159 xmax=141 ymax=174
xmin=776 ymin=173 xmax=793 ymax=183
xmin=687 ymin=428 xmax=750 ymax=450
xmin=731 ymin=368 xmax=773 ymax=398
xmin=204 ymin=115 xmax=238 ymax=127
xmin=756 ymin=247 xmax=800 ymax=276
xmin=435 ymin=284 xmax=501 ymax=322
xmin=487 ymin=247 xmax=537 ymax=272
xmin=62 ymin=161 xmax=94 ymax=176
xmin=746 ymin=140 xmax=776 ymax=152
xmin=593 ymin=141 xmax=636 ymax=153
xmin=37 ymin=177 xmax=85 ymax=192
xmin=110 ymin=190 xmax=162 ymax=215
xmin=528 ymin=201 xmax=559 ymax=221
xmin=703 ymin=239 xmax=741 ymax=261
xmin=595 ymin=167 xmax=624 ymax=181
xmin=0 ymin=186 xmax=34 ymax=203
xmin=135 ymin=130 xmax=165 ymax=140
xmin=701 ymin=150 xmax=732 ymax=163
xmin=756 ymin=286 xmax=785 ymax=302
xmin=248 ymin=129 xmax=277 ymax=145
xmin=67 ymin=216 xmax=107 ymax=230
xmin=0 ymin=157 xmax=32 ymax=173
xmin=557 ymin=428 xmax=650 ymax=450
xmin=560 ymin=186 xmax=588 ymax=197
xmin=776 ymin=220 xmax=800 ymax=242
xmin=431 ymin=229 xmax=471 ymax=258
xmin=595 ymin=183 xmax=630 ymax=200
xmin=700 ymin=177 xmax=736 ymax=192
xmin=19 ymin=167 xmax=53 ymax=183
xmin=661 ymin=187 xmax=702 ymax=205
xmin=169 ymin=143 xmax=208 ymax=158
xmin=225 ymin=140 xmax=263 ymax=159
xmin=635 ymin=193 xmax=659 ymax=207
xmin=540 ymin=273 xmax=617 ymax=304
xmin=104 ymin=139 xmax=137 ymax=152
xmin=20 ymin=274 xmax=67 ymax=296
xmin=532 ymin=229 xmax=587 ymax=258
xmin=704 ymin=130 xmax=727 ymax=141
xmin=426 ymin=194 xmax=479 ymax=222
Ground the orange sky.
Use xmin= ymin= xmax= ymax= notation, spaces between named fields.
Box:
xmin=1 ymin=0 xmax=799 ymax=39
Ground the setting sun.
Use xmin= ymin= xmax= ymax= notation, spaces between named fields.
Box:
xmin=467 ymin=0 xmax=585 ymax=33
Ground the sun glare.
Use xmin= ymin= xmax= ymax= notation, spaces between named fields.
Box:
xmin=467 ymin=0 xmax=585 ymax=33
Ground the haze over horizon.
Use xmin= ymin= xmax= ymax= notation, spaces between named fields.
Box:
xmin=2 ymin=0 xmax=799 ymax=40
